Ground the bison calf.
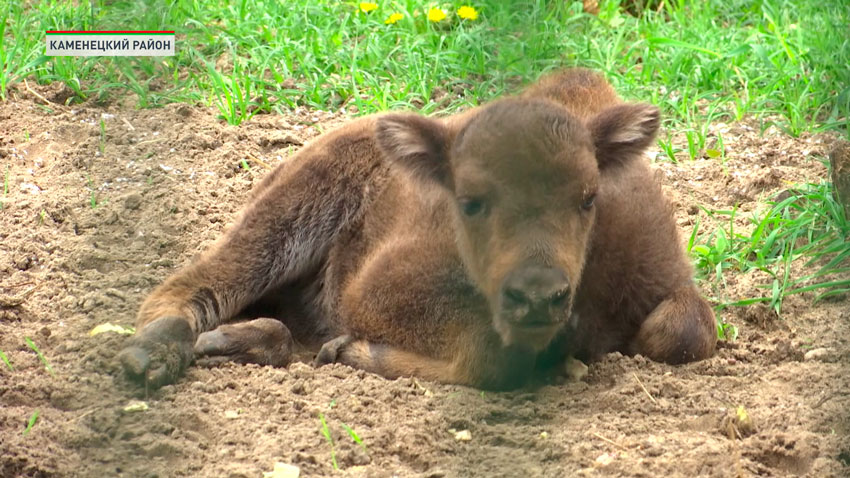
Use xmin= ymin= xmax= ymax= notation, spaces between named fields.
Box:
xmin=119 ymin=69 xmax=716 ymax=390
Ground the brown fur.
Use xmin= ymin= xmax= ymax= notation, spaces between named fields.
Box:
xmin=119 ymin=68 xmax=716 ymax=390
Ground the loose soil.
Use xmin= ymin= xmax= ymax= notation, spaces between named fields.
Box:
xmin=1 ymin=83 xmax=848 ymax=478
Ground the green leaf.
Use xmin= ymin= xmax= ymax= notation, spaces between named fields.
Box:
xmin=648 ymin=37 xmax=723 ymax=58
xmin=23 ymin=409 xmax=39 ymax=435
xmin=0 ymin=349 xmax=12 ymax=371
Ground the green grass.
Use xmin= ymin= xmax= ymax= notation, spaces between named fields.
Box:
xmin=318 ymin=413 xmax=368 ymax=470
xmin=690 ymin=174 xmax=850 ymax=317
xmin=98 ymin=117 xmax=105 ymax=155
xmin=318 ymin=412 xmax=338 ymax=470
xmin=23 ymin=409 xmax=39 ymax=435
xmin=1 ymin=0 xmax=847 ymax=135
xmin=24 ymin=337 xmax=55 ymax=376
xmin=341 ymin=421 xmax=367 ymax=453
xmin=0 ymin=348 xmax=12 ymax=370
xmin=86 ymin=174 xmax=99 ymax=208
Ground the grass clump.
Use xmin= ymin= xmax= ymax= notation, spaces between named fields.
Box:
xmin=690 ymin=175 xmax=849 ymax=317
xmin=318 ymin=410 xmax=368 ymax=470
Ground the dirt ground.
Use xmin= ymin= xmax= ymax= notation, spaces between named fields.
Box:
xmin=1 ymin=83 xmax=848 ymax=478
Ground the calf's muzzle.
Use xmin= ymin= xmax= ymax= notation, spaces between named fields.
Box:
xmin=500 ymin=264 xmax=571 ymax=327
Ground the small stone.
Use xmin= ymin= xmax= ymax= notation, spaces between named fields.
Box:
xmin=263 ymin=462 xmax=300 ymax=478
xmin=60 ymin=296 xmax=77 ymax=309
xmin=454 ymin=429 xmax=472 ymax=441
xmin=804 ymin=347 xmax=831 ymax=362
xmin=124 ymin=193 xmax=143 ymax=210
xmin=290 ymin=379 xmax=309 ymax=395
xmin=81 ymin=297 xmax=96 ymax=312
xmin=594 ymin=452 xmax=615 ymax=467
xmin=642 ymin=436 xmax=665 ymax=457
xmin=13 ymin=254 xmax=33 ymax=270
xmin=224 ymin=410 xmax=240 ymax=419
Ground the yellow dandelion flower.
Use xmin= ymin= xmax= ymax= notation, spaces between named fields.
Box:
xmin=427 ymin=7 xmax=447 ymax=22
xmin=457 ymin=6 xmax=478 ymax=20
xmin=359 ymin=2 xmax=378 ymax=13
xmin=385 ymin=12 xmax=404 ymax=24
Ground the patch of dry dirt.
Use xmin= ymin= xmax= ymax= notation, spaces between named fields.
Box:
xmin=1 ymin=85 xmax=848 ymax=478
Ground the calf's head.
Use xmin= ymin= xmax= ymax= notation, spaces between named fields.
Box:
xmin=377 ymin=98 xmax=659 ymax=350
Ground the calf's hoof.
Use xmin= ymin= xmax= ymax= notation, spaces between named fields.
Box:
xmin=564 ymin=356 xmax=589 ymax=382
xmin=314 ymin=335 xmax=355 ymax=367
xmin=118 ymin=316 xmax=195 ymax=389
xmin=194 ymin=318 xmax=293 ymax=368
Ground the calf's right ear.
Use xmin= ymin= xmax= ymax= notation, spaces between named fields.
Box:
xmin=588 ymin=103 xmax=660 ymax=170
xmin=376 ymin=113 xmax=453 ymax=188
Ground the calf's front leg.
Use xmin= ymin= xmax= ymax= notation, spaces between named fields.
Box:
xmin=630 ymin=285 xmax=717 ymax=364
xmin=119 ymin=153 xmax=368 ymax=388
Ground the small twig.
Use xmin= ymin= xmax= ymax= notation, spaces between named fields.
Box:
xmin=74 ymin=408 xmax=97 ymax=423
xmin=246 ymin=153 xmax=272 ymax=169
xmin=812 ymin=392 xmax=834 ymax=409
xmin=20 ymin=283 xmax=44 ymax=298
xmin=136 ymin=138 xmax=166 ymax=145
xmin=633 ymin=372 xmax=658 ymax=405
xmin=0 ymin=283 xmax=44 ymax=308
xmin=3 ymin=281 xmax=35 ymax=289
xmin=24 ymin=79 xmax=51 ymax=106
xmin=122 ymin=117 xmax=135 ymax=131
xmin=592 ymin=432 xmax=629 ymax=451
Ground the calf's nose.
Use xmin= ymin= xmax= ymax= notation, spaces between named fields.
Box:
xmin=501 ymin=265 xmax=570 ymax=323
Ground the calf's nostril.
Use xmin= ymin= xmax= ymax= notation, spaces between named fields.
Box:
xmin=503 ymin=287 xmax=528 ymax=306
xmin=550 ymin=288 xmax=570 ymax=308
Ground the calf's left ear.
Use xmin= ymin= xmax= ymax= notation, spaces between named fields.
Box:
xmin=588 ymin=103 xmax=660 ymax=170
xmin=375 ymin=113 xmax=454 ymax=189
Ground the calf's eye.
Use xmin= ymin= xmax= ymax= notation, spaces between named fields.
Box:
xmin=458 ymin=197 xmax=486 ymax=217
xmin=581 ymin=193 xmax=596 ymax=211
